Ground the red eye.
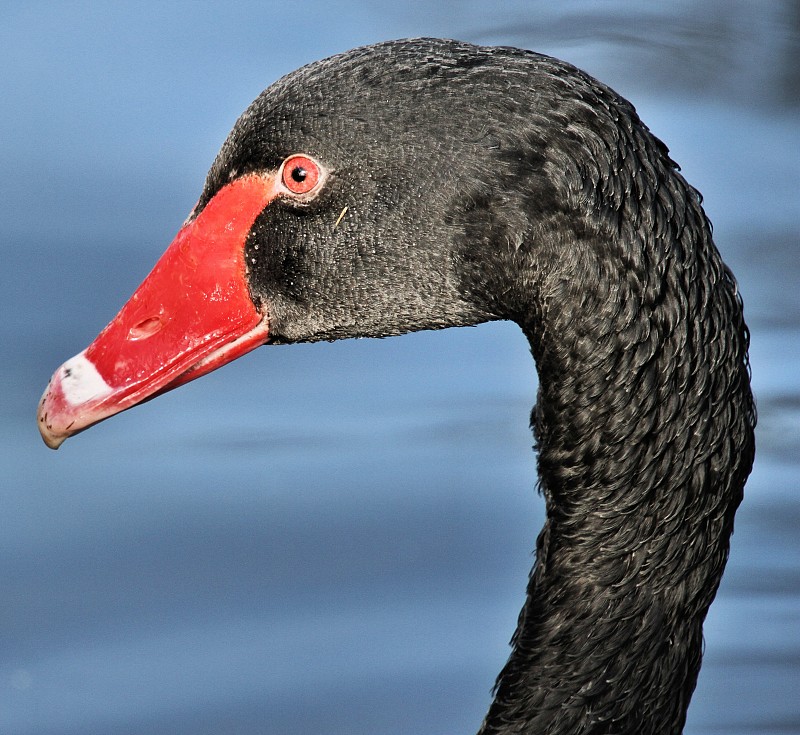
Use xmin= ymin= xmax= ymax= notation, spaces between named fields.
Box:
xmin=281 ymin=154 xmax=321 ymax=195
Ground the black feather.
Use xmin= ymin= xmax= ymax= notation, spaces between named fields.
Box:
xmin=199 ymin=38 xmax=756 ymax=734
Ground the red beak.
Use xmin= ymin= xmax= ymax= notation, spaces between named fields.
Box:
xmin=38 ymin=174 xmax=278 ymax=449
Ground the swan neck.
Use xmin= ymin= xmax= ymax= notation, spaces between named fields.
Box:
xmin=474 ymin=175 xmax=755 ymax=733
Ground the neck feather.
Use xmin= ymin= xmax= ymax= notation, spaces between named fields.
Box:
xmin=469 ymin=118 xmax=755 ymax=734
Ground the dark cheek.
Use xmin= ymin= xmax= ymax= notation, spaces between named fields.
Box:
xmin=245 ymin=214 xmax=312 ymax=306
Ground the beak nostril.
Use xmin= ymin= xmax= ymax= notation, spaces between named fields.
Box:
xmin=128 ymin=316 xmax=164 ymax=341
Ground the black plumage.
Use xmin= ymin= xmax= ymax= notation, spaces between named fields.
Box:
xmin=197 ymin=40 xmax=755 ymax=731
xmin=63 ymin=38 xmax=760 ymax=733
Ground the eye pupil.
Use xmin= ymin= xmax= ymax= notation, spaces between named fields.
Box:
xmin=291 ymin=166 xmax=307 ymax=183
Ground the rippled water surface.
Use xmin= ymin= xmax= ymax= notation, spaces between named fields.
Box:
xmin=2 ymin=2 xmax=798 ymax=733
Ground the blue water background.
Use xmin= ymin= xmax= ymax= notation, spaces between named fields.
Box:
xmin=2 ymin=2 xmax=798 ymax=733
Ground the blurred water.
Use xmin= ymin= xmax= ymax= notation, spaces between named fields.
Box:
xmin=2 ymin=2 xmax=799 ymax=733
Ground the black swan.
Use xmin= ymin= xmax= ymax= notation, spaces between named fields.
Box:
xmin=38 ymin=38 xmax=755 ymax=734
